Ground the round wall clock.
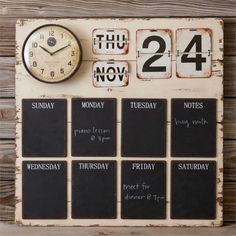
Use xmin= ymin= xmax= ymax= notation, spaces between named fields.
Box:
xmin=22 ymin=24 xmax=82 ymax=83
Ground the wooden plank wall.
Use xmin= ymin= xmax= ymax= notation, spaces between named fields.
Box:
xmin=0 ymin=0 xmax=235 ymax=223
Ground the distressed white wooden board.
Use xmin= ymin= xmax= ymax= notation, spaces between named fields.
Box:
xmin=15 ymin=18 xmax=223 ymax=61
xmin=15 ymin=18 xmax=223 ymax=226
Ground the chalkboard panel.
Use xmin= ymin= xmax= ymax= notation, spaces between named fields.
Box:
xmin=171 ymin=161 xmax=216 ymax=219
xmin=121 ymin=99 xmax=166 ymax=157
xmin=22 ymin=161 xmax=67 ymax=219
xmin=171 ymin=99 xmax=216 ymax=157
xmin=22 ymin=99 xmax=67 ymax=157
xmin=121 ymin=161 xmax=166 ymax=219
xmin=72 ymin=98 xmax=116 ymax=156
xmin=72 ymin=161 xmax=116 ymax=219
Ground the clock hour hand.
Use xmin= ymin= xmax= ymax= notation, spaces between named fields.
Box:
xmin=51 ymin=44 xmax=71 ymax=56
xmin=39 ymin=46 xmax=52 ymax=56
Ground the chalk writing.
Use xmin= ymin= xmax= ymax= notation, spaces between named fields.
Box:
xmin=74 ymin=126 xmax=111 ymax=144
xmin=122 ymin=182 xmax=165 ymax=204
xmin=174 ymin=117 xmax=208 ymax=128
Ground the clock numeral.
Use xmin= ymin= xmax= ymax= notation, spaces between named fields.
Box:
xmin=61 ymin=33 xmax=64 ymax=39
xmin=29 ymin=51 xmax=33 ymax=57
xmin=50 ymin=71 xmax=55 ymax=77
xmin=60 ymin=68 xmax=65 ymax=74
xmin=32 ymin=61 xmax=37 ymax=67
xmin=49 ymin=31 xmax=54 ymax=36
xmin=68 ymin=61 xmax=72 ymax=66
xmin=40 ymin=34 xmax=44 ymax=40
xmin=41 ymin=69 xmax=44 ymax=74
xmin=32 ymin=42 xmax=38 ymax=48
xmin=71 ymin=51 xmax=75 ymax=56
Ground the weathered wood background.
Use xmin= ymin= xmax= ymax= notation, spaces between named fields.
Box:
xmin=0 ymin=0 xmax=235 ymax=224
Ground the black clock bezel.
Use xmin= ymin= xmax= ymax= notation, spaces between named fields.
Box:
xmin=22 ymin=24 xmax=83 ymax=84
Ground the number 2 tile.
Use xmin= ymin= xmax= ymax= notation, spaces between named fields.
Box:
xmin=136 ymin=29 xmax=172 ymax=79
xmin=176 ymin=28 xmax=212 ymax=78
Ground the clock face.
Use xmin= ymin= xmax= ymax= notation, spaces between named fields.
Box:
xmin=22 ymin=24 xmax=82 ymax=83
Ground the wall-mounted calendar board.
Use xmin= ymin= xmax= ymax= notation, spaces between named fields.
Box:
xmin=15 ymin=18 xmax=223 ymax=226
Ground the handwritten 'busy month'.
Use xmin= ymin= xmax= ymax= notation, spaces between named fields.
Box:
xmin=174 ymin=117 xmax=208 ymax=128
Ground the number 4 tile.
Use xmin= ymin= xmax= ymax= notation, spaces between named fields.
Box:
xmin=176 ymin=28 xmax=212 ymax=78
xmin=136 ymin=29 xmax=172 ymax=79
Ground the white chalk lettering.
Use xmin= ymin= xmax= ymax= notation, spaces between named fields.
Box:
xmin=81 ymin=101 xmax=105 ymax=109
xmin=130 ymin=102 xmax=157 ymax=109
xmin=184 ymin=102 xmax=203 ymax=109
xmin=174 ymin=118 xmax=190 ymax=128
xmin=178 ymin=163 xmax=209 ymax=170
xmin=31 ymin=102 xmax=55 ymax=110
xmin=78 ymin=162 xmax=109 ymax=170
xmin=132 ymin=163 xmax=155 ymax=170
xmin=26 ymin=163 xmax=61 ymax=170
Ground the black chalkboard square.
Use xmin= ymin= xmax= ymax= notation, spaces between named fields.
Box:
xmin=171 ymin=161 xmax=216 ymax=219
xmin=72 ymin=161 xmax=117 ymax=219
xmin=171 ymin=99 xmax=216 ymax=157
xmin=22 ymin=99 xmax=67 ymax=157
xmin=121 ymin=99 xmax=167 ymax=157
xmin=121 ymin=161 xmax=166 ymax=219
xmin=22 ymin=161 xmax=67 ymax=219
xmin=72 ymin=98 xmax=116 ymax=156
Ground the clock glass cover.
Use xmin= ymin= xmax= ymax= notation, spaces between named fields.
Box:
xmin=22 ymin=24 xmax=82 ymax=83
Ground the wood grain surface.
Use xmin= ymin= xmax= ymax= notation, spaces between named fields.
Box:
xmin=0 ymin=0 xmax=235 ymax=227
xmin=0 ymin=0 xmax=236 ymax=17
xmin=0 ymin=222 xmax=236 ymax=236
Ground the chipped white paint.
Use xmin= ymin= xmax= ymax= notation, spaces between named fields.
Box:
xmin=93 ymin=61 xmax=129 ymax=87
xmin=176 ymin=28 xmax=212 ymax=78
xmin=92 ymin=28 xmax=128 ymax=54
xmin=15 ymin=18 xmax=223 ymax=227
xmin=136 ymin=29 xmax=172 ymax=79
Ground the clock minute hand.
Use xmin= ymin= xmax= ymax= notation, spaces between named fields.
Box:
xmin=51 ymin=44 xmax=71 ymax=56
xmin=39 ymin=45 xmax=52 ymax=56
